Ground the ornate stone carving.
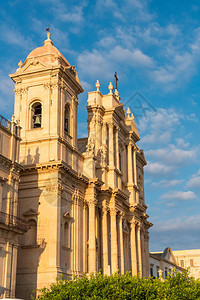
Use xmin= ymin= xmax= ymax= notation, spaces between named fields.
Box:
xmin=86 ymin=132 xmax=95 ymax=154
xmin=14 ymin=87 xmax=28 ymax=95
xmin=122 ymin=219 xmax=128 ymax=230
xmin=97 ymin=145 xmax=107 ymax=167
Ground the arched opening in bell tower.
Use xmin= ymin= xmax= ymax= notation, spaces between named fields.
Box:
xmin=31 ymin=102 xmax=42 ymax=129
xmin=64 ymin=104 xmax=70 ymax=134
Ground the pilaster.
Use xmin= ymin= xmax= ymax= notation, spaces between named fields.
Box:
xmin=88 ymin=198 xmax=97 ymax=273
xmin=130 ymin=220 xmax=138 ymax=276
xmin=118 ymin=212 xmax=124 ymax=274
xmin=137 ymin=223 xmax=143 ymax=276
xmin=108 ymin=123 xmax=114 ymax=167
xmin=127 ymin=143 xmax=133 ymax=183
xmin=102 ymin=202 xmax=108 ymax=274
xmin=110 ymin=207 xmax=118 ymax=273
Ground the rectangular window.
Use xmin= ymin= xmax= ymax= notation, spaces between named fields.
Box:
xmin=180 ymin=260 xmax=184 ymax=268
xmin=165 ymin=270 xmax=168 ymax=279
xmin=150 ymin=267 xmax=153 ymax=277
xmin=190 ymin=259 xmax=194 ymax=267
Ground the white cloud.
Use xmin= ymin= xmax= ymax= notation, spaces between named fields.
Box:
xmin=0 ymin=24 xmax=35 ymax=50
xmin=77 ymin=50 xmax=113 ymax=79
xmin=152 ymin=179 xmax=183 ymax=187
xmin=145 ymin=162 xmax=175 ymax=176
xmin=138 ymin=108 xmax=182 ymax=145
xmin=146 ymin=145 xmax=197 ymax=166
xmin=160 ymin=190 xmax=197 ymax=201
xmin=176 ymin=138 xmax=190 ymax=148
xmin=77 ymin=45 xmax=153 ymax=80
xmin=187 ymin=170 xmax=200 ymax=189
xmin=111 ymin=46 xmax=154 ymax=67
xmin=150 ymin=214 xmax=200 ymax=251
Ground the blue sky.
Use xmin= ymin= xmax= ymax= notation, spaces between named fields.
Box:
xmin=0 ymin=0 xmax=200 ymax=252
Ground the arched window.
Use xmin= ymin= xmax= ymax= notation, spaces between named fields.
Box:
xmin=64 ymin=221 xmax=70 ymax=248
xmin=31 ymin=102 xmax=42 ymax=129
xmin=64 ymin=105 xmax=70 ymax=133
xmin=24 ymin=219 xmax=37 ymax=245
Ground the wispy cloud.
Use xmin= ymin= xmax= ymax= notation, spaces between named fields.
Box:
xmin=187 ymin=170 xmax=200 ymax=189
xmin=0 ymin=24 xmax=35 ymax=50
xmin=150 ymin=214 xmax=200 ymax=251
xmin=152 ymin=179 xmax=183 ymax=187
xmin=146 ymin=145 xmax=197 ymax=166
xmin=145 ymin=162 xmax=175 ymax=177
xmin=160 ymin=190 xmax=197 ymax=201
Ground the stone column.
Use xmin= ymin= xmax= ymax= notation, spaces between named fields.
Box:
xmin=102 ymin=123 xmax=107 ymax=146
xmin=88 ymin=199 xmax=97 ymax=273
xmin=133 ymin=147 xmax=137 ymax=186
xmin=110 ymin=208 xmax=118 ymax=273
xmin=115 ymin=127 xmax=119 ymax=170
xmin=102 ymin=204 xmax=108 ymax=274
xmin=82 ymin=203 xmax=87 ymax=273
xmin=108 ymin=123 xmax=114 ymax=167
xmin=96 ymin=112 xmax=101 ymax=151
xmin=137 ymin=224 xmax=143 ymax=276
xmin=130 ymin=221 xmax=138 ymax=276
xmin=13 ymin=180 xmax=18 ymax=217
xmin=127 ymin=143 xmax=133 ymax=183
xmin=10 ymin=245 xmax=18 ymax=298
xmin=0 ymin=178 xmax=6 ymax=211
xmin=118 ymin=212 xmax=124 ymax=274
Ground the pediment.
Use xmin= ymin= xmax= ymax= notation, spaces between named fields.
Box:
xmin=19 ymin=59 xmax=50 ymax=73
xmin=115 ymin=105 xmax=126 ymax=120
xmin=162 ymin=247 xmax=177 ymax=264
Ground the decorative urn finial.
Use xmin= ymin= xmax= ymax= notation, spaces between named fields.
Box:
xmin=126 ymin=107 xmax=131 ymax=118
xmin=108 ymin=82 xmax=113 ymax=94
xmin=47 ymin=31 xmax=51 ymax=40
xmin=18 ymin=60 xmax=23 ymax=68
xmin=95 ymin=80 xmax=101 ymax=92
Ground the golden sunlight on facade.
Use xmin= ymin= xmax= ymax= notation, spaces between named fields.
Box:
xmin=0 ymin=32 xmax=152 ymax=299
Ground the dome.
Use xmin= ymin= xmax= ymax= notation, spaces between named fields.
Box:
xmin=25 ymin=32 xmax=70 ymax=68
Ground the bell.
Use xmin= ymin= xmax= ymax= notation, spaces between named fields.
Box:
xmin=33 ymin=115 xmax=41 ymax=128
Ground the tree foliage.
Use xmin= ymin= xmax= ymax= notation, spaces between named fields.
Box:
xmin=34 ymin=270 xmax=200 ymax=300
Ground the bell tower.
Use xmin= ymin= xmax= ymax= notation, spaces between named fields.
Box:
xmin=9 ymin=33 xmax=85 ymax=300
xmin=10 ymin=32 xmax=83 ymax=165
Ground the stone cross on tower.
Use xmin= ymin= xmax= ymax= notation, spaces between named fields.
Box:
xmin=114 ymin=72 xmax=118 ymax=90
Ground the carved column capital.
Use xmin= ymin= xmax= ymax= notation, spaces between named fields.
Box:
xmin=110 ymin=207 xmax=117 ymax=216
xmin=102 ymin=205 xmax=108 ymax=215
xmin=108 ymin=121 xmax=114 ymax=129
xmin=88 ymin=198 xmax=98 ymax=206
xmin=119 ymin=211 xmax=125 ymax=220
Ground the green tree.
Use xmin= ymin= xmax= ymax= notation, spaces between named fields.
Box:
xmin=33 ymin=271 xmax=200 ymax=300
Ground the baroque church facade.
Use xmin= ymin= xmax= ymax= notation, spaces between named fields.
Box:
xmin=0 ymin=32 xmax=152 ymax=299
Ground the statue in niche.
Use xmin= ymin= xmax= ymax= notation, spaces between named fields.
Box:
xmin=137 ymin=168 xmax=144 ymax=199
xmin=97 ymin=145 xmax=107 ymax=167
xmin=122 ymin=219 xmax=127 ymax=231
xmin=86 ymin=132 xmax=95 ymax=154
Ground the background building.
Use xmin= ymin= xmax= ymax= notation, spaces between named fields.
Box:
xmin=0 ymin=32 xmax=152 ymax=299
xmin=173 ymin=249 xmax=200 ymax=279
xmin=150 ymin=247 xmax=185 ymax=280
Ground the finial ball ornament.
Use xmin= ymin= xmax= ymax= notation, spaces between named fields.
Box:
xmin=108 ymin=82 xmax=113 ymax=94
xmin=95 ymin=80 xmax=101 ymax=91
xmin=18 ymin=60 xmax=23 ymax=68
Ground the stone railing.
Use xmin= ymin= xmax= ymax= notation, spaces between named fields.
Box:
xmin=0 ymin=211 xmax=30 ymax=232
xmin=0 ymin=115 xmax=11 ymax=131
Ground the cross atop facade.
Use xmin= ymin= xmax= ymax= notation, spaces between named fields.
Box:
xmin=114 ymin=72 xmax=118 ymax=90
